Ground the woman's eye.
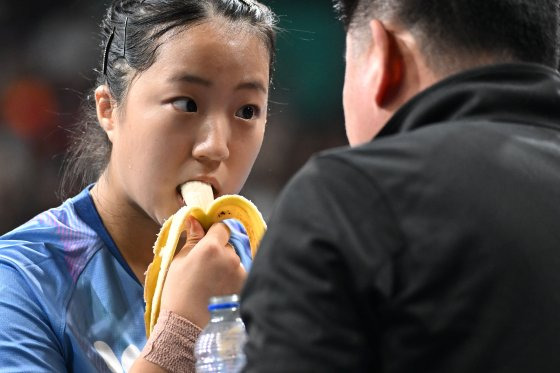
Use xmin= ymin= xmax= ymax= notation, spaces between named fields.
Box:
xmin=172 ymin=98 xmax=198 ymax=113
xmin=235 ymin=105 xmax=260 ymax=120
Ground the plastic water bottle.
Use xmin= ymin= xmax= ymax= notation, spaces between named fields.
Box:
xmin=194 ymin=294 xmax=247 ymax=372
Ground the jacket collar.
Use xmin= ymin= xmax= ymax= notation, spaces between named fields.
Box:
xmin=378 ymin=63 xmax=560 ymax=138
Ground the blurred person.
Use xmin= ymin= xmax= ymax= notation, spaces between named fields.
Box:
xmin=241 ymin=0 xmax=560 ymax=372
xmin=0 ymin=0 xmax=276 ymax=372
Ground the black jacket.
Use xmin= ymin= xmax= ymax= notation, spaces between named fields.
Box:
xmin=241 ymin=63 xmax=560 ymax=372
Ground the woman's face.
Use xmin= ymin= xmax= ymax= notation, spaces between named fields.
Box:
xmin=104 ymin=20 xmax=270 ymax=225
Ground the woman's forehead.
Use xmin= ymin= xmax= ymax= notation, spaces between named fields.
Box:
xmin=126 ymin=21 xmax=270 ymax=93
xmin=155 ymin=21 xmax=270 ymax=69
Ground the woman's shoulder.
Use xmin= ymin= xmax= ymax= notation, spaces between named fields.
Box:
xmin=0 ymin=188 xmax=104 ymax=284
xmin=2 ymin=191 xmax=97 ymax=248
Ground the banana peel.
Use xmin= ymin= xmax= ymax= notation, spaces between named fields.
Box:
xmin=143 ymin=181 xmax=267 ymax=337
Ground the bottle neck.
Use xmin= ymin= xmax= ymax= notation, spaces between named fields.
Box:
xmin=209 ymin=307 xmax=241 ymax=323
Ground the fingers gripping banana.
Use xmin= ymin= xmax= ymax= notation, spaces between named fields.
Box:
xmin=143 ymin=181 xmax=267 ymax=337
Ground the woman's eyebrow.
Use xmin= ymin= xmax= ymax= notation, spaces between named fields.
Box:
xmin=235 ymin=81 xmax=267 ymax=94
xmin=169 ymin=73 xmax=212 ymax=86
xmin=169 ymin=73 xmax=266 ymax=93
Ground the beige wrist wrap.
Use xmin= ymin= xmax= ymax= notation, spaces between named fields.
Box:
xmin=140 ymin=309 xmax=202 ymax=373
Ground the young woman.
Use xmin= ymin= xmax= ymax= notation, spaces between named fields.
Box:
xmin=0 ymin=0 xmax=276 ymax=371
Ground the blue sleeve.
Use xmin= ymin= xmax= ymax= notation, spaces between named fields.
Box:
xmin=0 ymin=264 xmax=67 ymax=372
xmin=224 ymin=219 xmax=253 ymax=271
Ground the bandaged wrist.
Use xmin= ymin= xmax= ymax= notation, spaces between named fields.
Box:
xmin=140 ymin=309 xmax=202 ymax=372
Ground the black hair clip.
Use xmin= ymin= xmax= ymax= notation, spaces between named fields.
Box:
xmin=102 ymin=27 xmax=116 ymax=75
xmin=102 ymin=16 xmax=129 ymax=76
xmin=123 ymin=16 xmax=129 ymax=58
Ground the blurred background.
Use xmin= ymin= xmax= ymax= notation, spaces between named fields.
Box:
xmin=0 ymin=0 xmax=347 ymax=232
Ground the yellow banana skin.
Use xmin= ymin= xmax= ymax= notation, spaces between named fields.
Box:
xmin=143 ymin=189 xmax=266 ymax=337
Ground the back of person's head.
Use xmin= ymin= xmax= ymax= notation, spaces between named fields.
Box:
xmin=60 ymin=0 xmax=277 ymax=199
xmin=334 ymin=0 xmax=560 ymax=75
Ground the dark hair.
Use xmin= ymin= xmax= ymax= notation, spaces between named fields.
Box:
xmin=334 ymin=0 xmax=560 ymax=73
xmin=59 ymin=0 xmax=277 ymax=199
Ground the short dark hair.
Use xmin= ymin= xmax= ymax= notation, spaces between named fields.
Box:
xmin=59 ymin=0 xmax=277 ymax=200
xmin=334 ymin=0 xmax=559 ymax=73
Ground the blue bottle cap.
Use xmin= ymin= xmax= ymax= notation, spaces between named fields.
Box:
xmin=208 ymin=294 xmax=240 ymax=311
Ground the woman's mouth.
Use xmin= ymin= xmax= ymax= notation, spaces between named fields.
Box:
xmin=176 ymin=181 xmax=218 ymax=206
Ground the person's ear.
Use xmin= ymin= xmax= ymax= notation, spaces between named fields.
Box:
xmin=368 ymin=19 xmax=404 ymax=106
xmin=95 ymin=85 xmax=117 ymax=143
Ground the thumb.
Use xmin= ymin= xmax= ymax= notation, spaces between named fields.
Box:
xmin=175 ymin=216 xmax=206 ymax=257
xmin=178 ymin=216 xmax=205 ymax=255
xmin=182 ymin=216 xmax=205 ymax=253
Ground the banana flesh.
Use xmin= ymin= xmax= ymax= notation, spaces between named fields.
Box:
xmin=143 ymin=181 xmax=267 ymax=337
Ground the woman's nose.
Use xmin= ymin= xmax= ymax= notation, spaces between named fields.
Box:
xmin=192 ymin=118 xmax=230 ymax=163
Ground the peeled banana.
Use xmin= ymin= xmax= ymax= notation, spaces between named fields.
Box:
xmin=143 ymin=181 xmax=267 ymax=337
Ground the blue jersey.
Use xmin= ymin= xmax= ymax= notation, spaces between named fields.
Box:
xmin=0 ymin=186 xmax=252 ymax=372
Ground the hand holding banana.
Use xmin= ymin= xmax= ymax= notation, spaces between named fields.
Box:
xmin=143 ymin=181 xmax=267 ymax=337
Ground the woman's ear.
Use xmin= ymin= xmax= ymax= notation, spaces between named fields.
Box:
xmin=368 ymin=19 xmax=404 ymax=106
xmin=95 ymin=85 xmax=116 ymax=143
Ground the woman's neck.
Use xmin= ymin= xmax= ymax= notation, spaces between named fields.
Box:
xmin=90 ymin=175 xmax=159 ymax=284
